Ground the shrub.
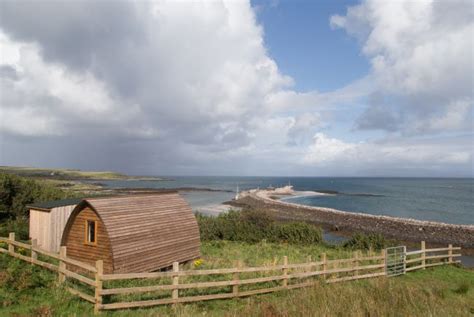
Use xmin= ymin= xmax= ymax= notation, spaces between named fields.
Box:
xmin=197 ymin=210 xmax=272 ymax=243
xmin=342 ymin=233 xmax=387 ymax=251
xmin=0 ymin=218 xmax=29 ymax=241
xmin=197 ymin=210 xmax=322 ymax=245
xmin=272 ymin=222 xmax=322 ymax=245
xmin=196 ymin=213 xmax=222 ymax=241
xmin=0 ymin=173 xmax=72 ymax=218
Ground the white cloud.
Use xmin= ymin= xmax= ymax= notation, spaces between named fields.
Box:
xmin=303 ymin=133 xmax=357 ymax=164
xmin=303 ymin=133 xmax=472 ymax=169
xmin=332 ymin=0 xmax=474 ymax=134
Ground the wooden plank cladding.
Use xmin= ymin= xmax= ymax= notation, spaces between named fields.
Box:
xmin=29 ymin=205 xmax=76 ymax=253
xmin=63 ymin=207 xmax=114 ymax=273
xmin=61 ymin=193 xmax=201 ymax=274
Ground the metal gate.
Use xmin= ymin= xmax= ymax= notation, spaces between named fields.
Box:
xmin=385 ymin=246 xmax=406 ymax=276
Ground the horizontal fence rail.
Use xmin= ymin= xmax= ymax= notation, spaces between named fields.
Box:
xmin=0 ymin=234 xmax=461 ymax=313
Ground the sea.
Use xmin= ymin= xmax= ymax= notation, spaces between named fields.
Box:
xmin=96 ymin=177 xmax=473 ymax=225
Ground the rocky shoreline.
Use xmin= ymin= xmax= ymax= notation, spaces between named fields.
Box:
xmin=231 ymin=192 xmax=474 ymax=254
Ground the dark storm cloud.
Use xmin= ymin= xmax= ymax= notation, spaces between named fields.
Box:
xmin=0 ymin=0 xmax=295 ymax=174
xmin=0 ymin=0 xmax=144 ymax=71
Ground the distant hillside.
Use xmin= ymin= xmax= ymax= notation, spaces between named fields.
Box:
xmin=0 ymin=166 xmax=127 ymax=180
xmin=0 ymin=166 xmax=165 ymax=181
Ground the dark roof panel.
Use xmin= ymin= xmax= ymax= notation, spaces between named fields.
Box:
xmin=28 ymin=198 xmax=83 ymax=210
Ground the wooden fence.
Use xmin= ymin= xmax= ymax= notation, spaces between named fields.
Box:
xmin=0 ymin=233 xmax=462 ymax=313
xmin=0 ymin=233 xmax=97 ymax=305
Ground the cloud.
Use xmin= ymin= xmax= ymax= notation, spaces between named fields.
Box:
xmin=331 ymin=0 xmax=474 ymax=135
xmin=287 ymin=113 xmax=322 ymax=146
xmin=0 ymin=1 xmax=295 ymax=159
xmin=303 ymin=133 xmax=356 ymax=164
xmin=354 ymin=92 xmax=399 ymax=131
xmin=303 ymin=133 xmax=473 ymax=176
xmin=0 ymin=32 xmax=134 ymax=137
xmin=0 ymin=0 xmax=371 ymax=175
xmin=0 ymin=0 xmax=471 ymax=177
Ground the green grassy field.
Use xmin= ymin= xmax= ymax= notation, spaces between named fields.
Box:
xmin=1 ymin=241 xmax=473 ymax=317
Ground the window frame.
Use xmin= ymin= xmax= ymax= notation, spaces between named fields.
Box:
xmin=84 ymin=219 xmax=98 ymax=246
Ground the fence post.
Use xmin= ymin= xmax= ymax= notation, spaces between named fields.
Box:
xmin=31 ymin=239 xmax=38 ymax=261
xmin=448 ymin=244 xmax=453 ymax=264
xmin=403 ymin=245 xmax=407 ymax=274
xmin=172 ymin=262 xmax=179 ymax=302
xmin=381 ymin=249 xmax=386 ymax=275
xmin=233 ymin=260 xmax=241 ymax=296
xmin=306 ymin=255 xmax=312 ymax=277
xmin=321 ymin=253 xmax=327 ymax=281
xmin=353 ymin=251 xmax=359 ymax=277
xmin=421 ymin=241 xmax=426 ymax=269
xmin=58 ymin=246 xmax=67 ymax=284
xmin=282 ymin=256 xmax=288 ymax=288
xmin=8 ymin=232 xmax=15 ymax=254
xmin=94 ymin=260 xmax=103 ymax=314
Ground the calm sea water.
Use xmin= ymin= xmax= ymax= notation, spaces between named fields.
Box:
xmin=96 ymin=177 xmax=473 ymax=225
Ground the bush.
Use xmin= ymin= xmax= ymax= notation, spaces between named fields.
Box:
xmin=197 ymin=210 xmax=272 ymax=243
xmin=197 ymin=210 xmax=322 ymax=245
xmin=272 ymin=222 xmax=322 ymax=245
xmin=0 ymin=173 xmax=72 ymax=218
xmin=342 ymin=233 xmax=387 ymax=251
xmin=0 ymin=218 xmax=29 ymax=241
xmin=196 ymin=213 xmax=222 ymax=241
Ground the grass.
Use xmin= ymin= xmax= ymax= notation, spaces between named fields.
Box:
xmin=39 ymin=178 xmax=106 ymax=194
xmin=1 ymin=241 xmax=473 ymax=317
xmin=199 ymin=240 xmax=352 ymax=267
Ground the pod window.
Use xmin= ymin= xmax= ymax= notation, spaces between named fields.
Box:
xmin=85 ymin=220 xmax=97 ymax=245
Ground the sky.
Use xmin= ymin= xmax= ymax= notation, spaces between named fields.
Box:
xmin=0 ymin=0 xmax=472 ymax=177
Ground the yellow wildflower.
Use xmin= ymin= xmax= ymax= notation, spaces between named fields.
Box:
xmin=193 ymin=259 xmax=203 ymax=268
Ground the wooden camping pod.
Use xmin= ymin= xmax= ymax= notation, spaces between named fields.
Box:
xmin=61 ymin=193 xmax=201 ymax=274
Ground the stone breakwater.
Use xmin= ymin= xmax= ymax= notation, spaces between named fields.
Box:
xmin=234 ymin=190 xmax=474 ymax=250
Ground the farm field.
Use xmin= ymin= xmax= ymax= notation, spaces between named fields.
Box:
xmin=1 ymin=240 xmax=473 ymax=317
